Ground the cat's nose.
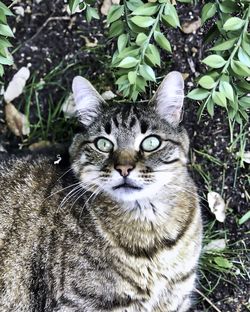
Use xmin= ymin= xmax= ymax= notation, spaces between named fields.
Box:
xmin=115 ymin=164 xmax=134 ymax=177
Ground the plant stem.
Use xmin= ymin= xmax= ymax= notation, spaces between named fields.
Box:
xmin=198 ymin=4 xmax=250 ymax=121
xmin=131 ymin=4 xmax=165 ymax=98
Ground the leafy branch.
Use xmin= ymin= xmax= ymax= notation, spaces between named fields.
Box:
xmin=0 ymin=1 xmax=14 ymax=76
xmin=109 ymin=0 xmax=181 ymax=101
xmin=188 ymin=0 xmax=250 ymax=129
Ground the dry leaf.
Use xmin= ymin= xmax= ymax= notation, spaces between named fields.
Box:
xmin=13 ymin=6 xmax=25 ymax=16
xmin=5 ymin=103 xmax=30 ymax=137
xmin=203 ymin=239 xmax=226 ymax=252
xmin=29 ymin=140 xmax=51 ymax=151
xmin=242 ymin=151 xmax=250 ymax=164
xmin=62 ymin=93 xmax=76 ymax=118
xmin=82 ymin=36 xmax=98 ymax=48
xmin=181 ymin=18 xmax=201 ymax=34
xmin=207 ymin=191 xmax=226 ymax=222
xmin=101 ymin=90 xmax=117 ymax=100
xmin=101 ymin=0 xmax=120 ymax=16
xmin=4 ymin=67 xmax=30 ymax=103
xmin=0 ymin=144 xmax=7 ymax=153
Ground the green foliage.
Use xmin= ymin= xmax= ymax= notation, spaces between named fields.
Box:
xmin=0 ymin=1 xmax=13 ymax=76
xmin=108 ymin=0 xmax=182 ymax=101
xmin=68 ymin=0 xmax=99 ymax=22
xmin=188 ymin=1 xmax=250 ymax=128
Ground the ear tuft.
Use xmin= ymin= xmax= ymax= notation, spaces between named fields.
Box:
xmin=72 ymin=76 xmax=104 ymax=126
xmin=152 ymin=71 xmax=184 ymax=126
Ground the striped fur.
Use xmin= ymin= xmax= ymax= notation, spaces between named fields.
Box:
xmin=0 ymin=74 xmax=202 ymax=311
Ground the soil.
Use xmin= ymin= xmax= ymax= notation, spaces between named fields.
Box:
xmin=1 ymin=1 xmax=249 ymax=311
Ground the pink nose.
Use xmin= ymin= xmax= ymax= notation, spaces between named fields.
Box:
xmin=115 ymin=164 xmax=134 ymax=177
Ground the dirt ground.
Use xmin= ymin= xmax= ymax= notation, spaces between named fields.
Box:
xmin=1 ymin=1 xmax=249 ymax=311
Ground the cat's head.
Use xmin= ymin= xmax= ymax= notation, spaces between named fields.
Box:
xmin=69 ymin=72 xmax=189 ymax=202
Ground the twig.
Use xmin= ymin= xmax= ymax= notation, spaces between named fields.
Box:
xmin=25 ymin=16 xmax=71 ymax=44
xmin=195 ymin=288 xmax=222 ymax=312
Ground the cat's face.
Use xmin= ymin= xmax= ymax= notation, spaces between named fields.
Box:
xmin=70 ymin=72 xmax=189 ymax=202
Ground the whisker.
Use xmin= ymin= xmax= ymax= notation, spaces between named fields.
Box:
xmin=44 ymin=181 xmax=82 ymax=201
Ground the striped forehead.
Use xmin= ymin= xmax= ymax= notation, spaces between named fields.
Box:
xmin=102 ymin=104 xmax=151 ymax=136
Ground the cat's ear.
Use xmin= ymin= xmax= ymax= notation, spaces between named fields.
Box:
xmin=72 ymin=76 xmax=105 ymax=126
xmin=151 ymin=71 xmax=184 ymax=126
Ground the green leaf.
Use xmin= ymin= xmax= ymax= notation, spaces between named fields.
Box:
xmin=131 ymin=3 xmax=158 ymax=16
xmin=109 ymin=20 xmax=124 ymax=37
xmin=0 ymin=54 xmax=13 ymax=65
xmin=128 ymin=71 xmax=137 ymax=84
xmin=107 ymin=5 xmax=123 ymax=23
xmin=210 ymin=38 xmax=237 ymax=51
xmin=86 ymin=7 xmax=99 ymax=22
xmin=117 ymin=56 xmax=138 ymax=68
xmin=187 ymin=88 xmax=210 ymax=100
xmin=231 ymin=60 xmax=250 ymax=76
xmin=126 ymin=0 xmax=144 ymax=11
xmin=223 ymin=17 xmax=245 ymax=31
xmin=117 ymin=46 xmax=140 ymax=60
xmin=239 ymin=210 xmax=250 ymax=225
xmin=130 ymin=16 xmax=155 ymax=28
xmin=117 ymin=34 xmax=128 ymax=52
xmin=238 ymin=47 xmax=250 ymax=67
xmin=0 ymin=64 xmax=3 ymax=76
xmin=219 ymin=1 xmax=237 ymax=14
xmin=0 ymin=8 xmax=7 ymax=24
xmin=201 ymin=3 xmax=216 ymax=24
xmin=115 ymin=75 xmax=127 ymax=84
xmin=219 ymin=81 xmax=234 ymax=101
xmin=239 ymin=96 xmax=250 ymax=108
xmin=198 ymin=75 xmax=216 ymax=89
xmin=242 ymin=33 xmax=250 ymax=56
xmin=207 ymin=98 xmax=214 ymax=117
xmin=0 ymin=37 xmax=12 ymax=48
xmin=0 ymin=24 xmax=14 ymax=37
xmin=145 ymin=44 xmax=161 ymax=66
xmin=139 ymin=64 xmax=156 ymax=81
xmin=68 ymin=0 xmax=80 ymax=13
xmin=212 ymin=91 xmax=227 ymax=107
xmin=214 ymin=256 xmax=233 ymax=269
xmin=163 ymin=4 xmax=180 ymax=28
xmin=238 ymin=81 xmax=250 ymax=92
xmin=136 ymin=33 xmax=148 ymax=46
xmin=0 ymin=1 xmax=13 ymax=16
xmin=154 ymin=31 xmax=171 ymax=52
xmin=135 ymin=75 xmax=147 ymax=92
xmin=202 ymin=55 xmax=226 ymax=68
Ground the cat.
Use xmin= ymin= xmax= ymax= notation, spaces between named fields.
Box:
xmin=0 ymin=71 xmax=202 ymax=312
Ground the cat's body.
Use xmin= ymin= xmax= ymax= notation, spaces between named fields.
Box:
xmin=0 ymin=72 xmax=202 ymax=312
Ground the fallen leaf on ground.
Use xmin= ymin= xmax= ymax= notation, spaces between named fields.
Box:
xmin=4 ymin=67 xmax=30 ymax=103
xmin=62 ymin=93 xmax=76 ymax=118
xmin=29 ymin=140 xmax=51 ymax=151
xmin=207 ymin=191 xmax=226 ymax=222
xmin=241 ymin=151 xmax=250 ymax=164
xmin=5 ymin=103 xmax=30 ymax=137
xmin=203 ymin=239 xmax=226 ymax=252
xmin=101 ymin=90 xmax=117 ymax=100
xmin=0 ymin=145 xmax=7 ymax=153
xmin=101 ymin=0 xmax=120 ymax=16
xmin=81 ymin=36 xmax=98 ymax=48
xmin=181 ymin=18 xmax=201 ymax=34
xmin=13 ymin=6 xmax=25 ymax=16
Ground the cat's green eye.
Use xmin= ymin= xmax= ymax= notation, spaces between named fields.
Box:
xmin=95 ymin=137 xmax=114 ymax=153
xmin=141 ymin=136 xmax=161 ymax=152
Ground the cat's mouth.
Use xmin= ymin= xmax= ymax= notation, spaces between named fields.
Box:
xmin=112 ymin=182 xmax=142 ymax=191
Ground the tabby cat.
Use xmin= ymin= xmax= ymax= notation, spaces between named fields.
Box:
xmin=0 ymin=71 xmax=202 ymax=312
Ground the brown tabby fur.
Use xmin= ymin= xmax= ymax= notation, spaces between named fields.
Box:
xmin=0 ymin=73 xmax=202 ymax=311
